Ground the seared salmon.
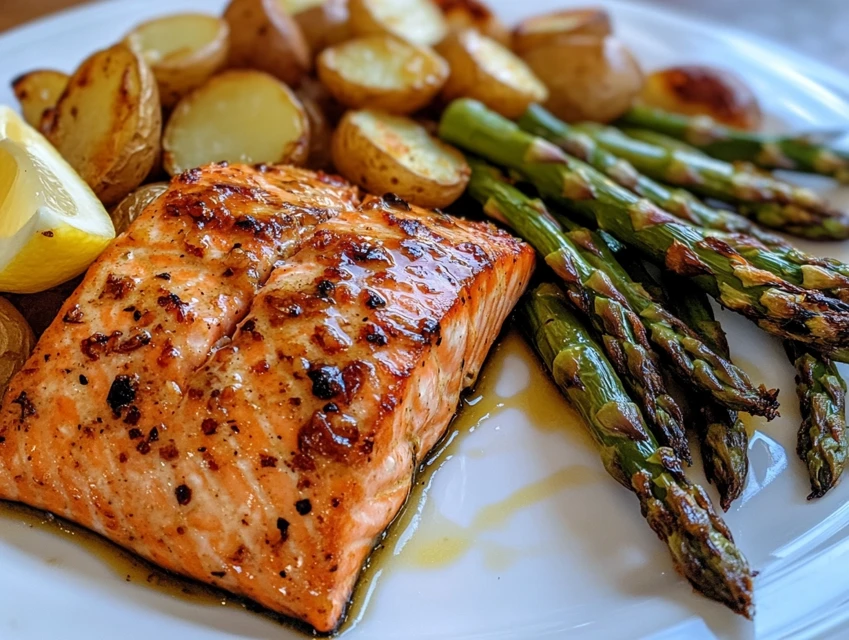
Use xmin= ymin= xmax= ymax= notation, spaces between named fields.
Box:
xmin=0 ymin=167 xmax=534 ymax=632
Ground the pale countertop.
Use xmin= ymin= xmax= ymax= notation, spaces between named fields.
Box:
xmin=1 ymin=0 xmax=847 ymax=72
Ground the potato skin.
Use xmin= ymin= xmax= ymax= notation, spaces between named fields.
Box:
xmin=317 ymin=36 xmax=449 ymax=114
xmin=434 ymin=0 xmax=511 ymax=45
xmin=640 ymin=65 xmax=762 ymax=130
xmin=296 ymin=82 xmax=334 ymax=170
xmin=512 ymin=7 xmax=611 ymax=54
xmin=437 ymin=29 xmax=547 ymax=119
xmin=522 ymin=35 xmax=643 ymax=123
xmin=124 ymin=14 xmax=230 ymax=109
xmin=109 ymin=182 xmax=169 ymax=235
xmin=295 ymin=0 xmax=351 ymax=56
xmin=224 ymin=0 xmax=311 ymax=87
xmin=331 ymin=110 xmax=469 ymax=209
xmin=43 ymin=44 xmax=162 ymax=206
xmin=0 ymin=297 xmax=35 ymax=392
xmin=348 ymin=0 xmax=448 ymax=47
xmin=11 ymin=70 xmax=69 ymax=129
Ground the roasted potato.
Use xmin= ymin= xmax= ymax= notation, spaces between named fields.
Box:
xmin=512 ymin=7 xmax=611 ymax=54
xmin=349 ymin=0 xmax=448 ymax=46
xmin=435 ymin=0 xmax=510 ymax=45
xmin=224 ymin=0 xmax=311 ymax=87
xmin=437 ymin=29 xmax=548 ymax=119
xmin=639 ymin=65 xmax=762 ymax=131
xmin=43 ymin=44 xmax=162 ymax=206
xmin=522 ymin=35 xmax=643 ymax=123
xmin=283 ymin=0 xmax=351 ymax=55
xmin=0 ymin=297 xmax=35 ymax=392
xmin=110 ymin=182 xmax=169 ymax=235
xmin=332 ymin=109 xmax=469 ymax=208
xmin=11 ymin=70 xmax=69 ymax=130
xmin=318 ymin=36 xmax=448 ymax=114
xmin=163 ymin=70 xmax=310 ymax=175
xmin=123 ymin=13 xmax=230 ymax=109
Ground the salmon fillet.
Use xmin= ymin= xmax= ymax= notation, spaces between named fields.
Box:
xmin=0 ymin=169 xmax=534 ymax=632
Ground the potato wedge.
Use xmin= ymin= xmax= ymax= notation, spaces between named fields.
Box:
xmin=640 ymin=65 xmax=762 ymax=130
xmin=318 ymin=36 xmax=448 ymax=114
xmin=283 ymin=0 xmax=351 ymax=55
xmin=124 ymin=13 xmax=229 ymax=109
xmin=512 ymin=7 xmax=611 ymax=54
xmin=224 ymin=0 xmax=311 ymax=87
xmin=11 ymin=70 xmax=69 ymax=130
xmin=163 ymin=70 xmax=309 ymax=175
xmin=437 ymin=29 xmax=547 ymax=119
xmin=43 ymin=44 xmax=161 ymax=206
xmin=110 ymin=182 xmax=169 ymax=235
xmin=332 ymin=109 xmax=469 ymax=208
xmin=0 ymin=297 xmax=35 ymax=392
xmin=522 ymin=35 xmax=643 ymax=123
xmin=295 ymin=81 xmax=334 ymax=170
xmin=349 ymin=0 xmax=448 ymax=46
xmin=435 ymin=0 xmax=510 ymax=45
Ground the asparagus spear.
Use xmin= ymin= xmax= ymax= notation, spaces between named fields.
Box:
xmin=662 ymin=274 xmax=749 ymax=510
xmin=620 ymin=127 xmax=711 ymax=157
xmin=574 ymin=120 xmax=849 ymax=240
xmin=785 ymin=341 xmax=849 ymax=499
xmin=620 ymin=104 xmax=849 ymax=184
xmin=438 ymin=99 xmax=849 ymax=350
xmin=518 ymin=104 xmax=786 ymax=246
xmin=519 ymin=106 xmax=849 ymax=299
xmin=520 ymin=283 xmax=754 ymax=617
xmin=468 ymin=158 xmax=779 ymax=420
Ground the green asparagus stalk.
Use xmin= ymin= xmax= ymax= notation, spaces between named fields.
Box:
xmin=468 ymin=158 xmax=779 ymax=420
xmin=620 ymin=127 xmax=711 ymax=157
xmin=785 ymin=341 xmax=849 ymax=499
xmin=439 ymin=99 xmax=849 ymax=350
xmin=620 ymin=104 xmax=849 ymax=183
xmin=520 ymin=283 xmax=754 ymax=617
xmin=662 ymin=274 xmax=749 ymax=510
xmin=519 ymin=106 xmax=849 ymax=300
xmin=518 ymin=104 xmax=786 ymax=247
xmin=574 ymin=120 xmax=849 ymax=240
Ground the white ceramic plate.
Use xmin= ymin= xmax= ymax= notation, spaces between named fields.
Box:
xmin=2 ymin=1 xmax=849 ymax=639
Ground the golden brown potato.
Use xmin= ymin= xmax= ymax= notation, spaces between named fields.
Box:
xmin=349 ymin=0 xmax=448 ymax=46
xmin=435 ymin=0 xmax=510 ymax=45
xmin=11 ymin=70 xmax=69 ymax=129
xmin=163 ymin=70 xmax=310 ymax=175
xmin=522 ymin=35 xmax=642 ymax=123
xmin=437 ymin=28 xmax=547 ymax=119
xmin=109 ymin=182 xmax=169 ymax=235
xmin=224 ymin=0 xmax=311 ymax=87
xmin=43 ymin=44 xmax=162 ymax=206
xmin=283 ymin=0 xmax=351 ymax=55
xmin=318 ymin=36 xmax=448 ymax=114
xmin=123 ymin=13 xmax=230 ymax=108
xmin=332 ymin=109 xmax=469 ymax=208
xmin=512 ymin=7 xmax=611 ymax=54
xmin=0 ymin=297 xmax=35 ymax=393
xmin=639 ymin=65 xmax=762 ymax=130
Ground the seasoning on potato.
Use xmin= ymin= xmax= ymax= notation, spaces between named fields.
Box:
xmin=318 ymin=35 xmax=449 ymax=115
xmin=11 ymin=70 xmax=69 ymax=130
xmin=435 ymin=0 xmax=511 ymax=45
xmin=512 ymin=7 xmax=612 ymax=54
xmin=521 ymin=35 xmax=643 ymax=123
xmin=639 ymin=64 xmax=763 ymax=131
xmin=123 ymin=13 xmax=230 ymax=109
xmin=437 ymin=28 xmax=548 ymax=119
xmin=349 ymin=0 xmax=448 ymax=47
xmin=0 ymin=297 xmax=35 ymax=393
xmin=332 ymin=109 xmax=470 ymax=209
xmin=223 ymin=0 xmax=311 ymax=87
xmin=42 ymin=43 xmax=162 ymax=207
xmin=162 ymin=70 xmax=310 ymax=175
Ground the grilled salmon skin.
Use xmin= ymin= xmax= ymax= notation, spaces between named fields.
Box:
xmin=0 ymin=167 xmax=534 ymax=632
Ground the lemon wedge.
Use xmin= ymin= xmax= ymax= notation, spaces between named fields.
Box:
xmin=0 ymin=105 xmax=115 ymax=294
